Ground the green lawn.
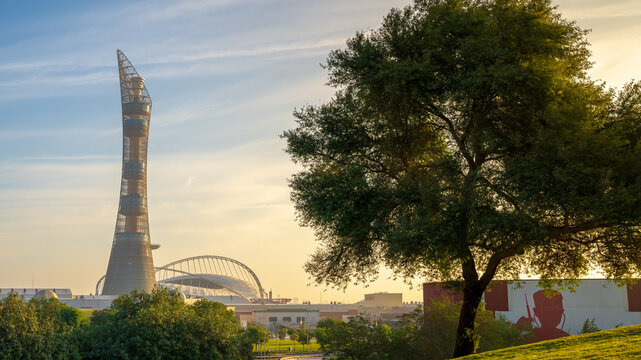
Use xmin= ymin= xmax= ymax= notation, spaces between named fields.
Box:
xmin=77 ymin=309 xmax=94 ymax=324
xmin=462 ymin=325 xmax=641 ymax=359
xmin=253 ymin=339 xmax=320 ymax=353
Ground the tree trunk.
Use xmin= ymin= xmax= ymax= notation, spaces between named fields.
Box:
xmin=452 ymin=280 xmax=484 ymax=358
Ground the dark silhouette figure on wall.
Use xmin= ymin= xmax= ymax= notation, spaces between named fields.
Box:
xmin=516 ymin=289 xmax=569 ymax=342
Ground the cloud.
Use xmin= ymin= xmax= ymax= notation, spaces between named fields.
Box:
xmin=555 ymin=0 xmax=641 ymax=20
xmin=0 ymin=0 xmax=405 ymax=92
xmin=142 ymin=0 xmax=253 ymax=21
xmin=0 ymin=0 xmax=432 ymax=302
xmin=0 ymin=128 xmax=119 ymax=140
xmin=0 ymin=138 xmax=298 ymax=288
xmin=150 ymin=37 xmax=347 ymax=65
xmin=0 ymin=137 xmax=424 ymax=301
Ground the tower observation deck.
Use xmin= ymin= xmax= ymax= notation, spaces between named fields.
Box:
xmin=102 ymin=50 xmax=156 ymax=295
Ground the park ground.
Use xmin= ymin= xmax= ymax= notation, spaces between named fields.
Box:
xmin=253 ymin=339 xmax=320 ymax=354
xmin=77 ymin=309 xmax=93 ymax=323
xmin=463 ymin=324 xmax=641 ymax=359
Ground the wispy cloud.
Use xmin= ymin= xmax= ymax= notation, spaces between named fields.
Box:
xmin=0 ymin=0 xmax=450 ymax=302
xmin=0 ymin=35 xmax=342 ymax=90
xmin=142 ymin=0 xmax=253 ymax=21
xmin=151 ymin=37 xmax=347 ymax=64
xmin=556 ymin=0 xmax=641 ymax=20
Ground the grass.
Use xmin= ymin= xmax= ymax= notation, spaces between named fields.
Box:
xmin=253 ymin=339 xmax=321 ymax=353
xmin=77 ymin=309 xmax=94 ymax=324
xmin=462 ymin=325 xmax=641 ymax=359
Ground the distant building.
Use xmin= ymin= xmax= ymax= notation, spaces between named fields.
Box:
xmin=363 ymin=292 xmax=403 ymax=308
xmin=102 ymin=50 xmax=156 ymax=295
xmin=227 ymin=292 xmax=421 ymax=329
xmin=94 ymin=51 xmax=268 ymax=303
xmin=359 ymin=292 xmax=419 ymax=323
xmin=319 ymin=308 xmax=360 ymax=321
xmin=253 ymin=307 xmax=320 ymax=329
xmin=0 ymin=288 xmax=72 ymax=301
xmin=62 ymin=295 xmax=118 ymax=310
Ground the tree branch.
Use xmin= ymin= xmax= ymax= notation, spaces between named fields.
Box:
xmin=479 ymin=246 xmax=521 ymax=287
xmin=426 ymin=104 xmax=475 ymax=169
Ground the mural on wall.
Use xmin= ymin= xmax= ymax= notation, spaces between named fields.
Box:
xmin=516 ymin=289 xmax=569 ymax=342
xmin=425 ymin=279 xmax=641 ymax=339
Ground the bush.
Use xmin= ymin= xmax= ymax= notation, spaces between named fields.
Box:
xmin=313 ymin=301 xmax=525 ymax=360
xmin=246 ymin=324 xmax=269 ymax=345
xmin=278 ymin=328 xmax=287 ymax=340
xmin=476 ymin=312 xmax=525 ymax=352
xmin=315 ymin=316 xmax=393 ymax=360
xmin=581 ymin=318 xmax=601 ymax=334
xmin=297 ymin=323 xmax=313 ymax=346
xmin=423 ymin=300 xmax=526 ymax=358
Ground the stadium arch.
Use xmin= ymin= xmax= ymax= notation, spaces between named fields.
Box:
xmin=96 ymin=255 xmax=267 ymax=303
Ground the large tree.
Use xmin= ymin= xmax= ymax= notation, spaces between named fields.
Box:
xmin=80 ymin=289 xmax=252 ymax=359
xmin=283 ymin=0 xmax=641 ymax=357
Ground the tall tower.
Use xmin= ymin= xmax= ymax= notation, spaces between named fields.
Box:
xmin=102 ymin=50 xmax=156 ymax=295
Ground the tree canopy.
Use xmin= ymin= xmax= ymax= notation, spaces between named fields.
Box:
xmin=283 ymin=0 xmax=641 ymax=356
xmin=80 ymin=288 xmax=252 ymax=359
xmin=0 ymin=293 xmax=81 ymax=359
xmin=313 ymin=305 xmax=522 ymax=360
xmin=245 ymin=324 xmax=269 ymax=346
xmin=0 ymin=288 xmax=253 ymax=359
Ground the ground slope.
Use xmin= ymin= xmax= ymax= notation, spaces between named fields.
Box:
xmin=463 ymin=325 xmax=641 ymax=359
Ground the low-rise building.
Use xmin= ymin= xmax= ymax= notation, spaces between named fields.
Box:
xmin=252 ymin=306 xmax=320 ymax=329
xmin=0 ymin=288 xmax=72 ymax=301
xmin=424 ymin=279 xmax=641 ymax=342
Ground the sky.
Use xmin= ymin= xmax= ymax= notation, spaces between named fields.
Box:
xmin=1 ymin=0 xmax=641 ymax=304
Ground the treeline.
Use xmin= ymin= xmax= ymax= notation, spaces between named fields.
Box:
xmin=313 ymin=301 xmax=525 ymax=360
xmin=0 ymin=289 xmax=535 ymax=359
xmin=0 ymin=289 xmax=253 ymax=359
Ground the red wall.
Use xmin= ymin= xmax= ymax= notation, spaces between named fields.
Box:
xmin=423 ymin=283 xmax=463 ymax=305
xmin=627 ymin=281 xmax=641 ymax=312
xmin=423 ymin=281 xmax=508 ymax=311
xmin=485 ymin=281 xmax=509 ymax=311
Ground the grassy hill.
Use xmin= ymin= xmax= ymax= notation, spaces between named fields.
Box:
xmin=463 ymin=325 xmax=641 ymax=359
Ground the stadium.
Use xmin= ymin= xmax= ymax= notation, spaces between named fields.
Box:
xmin=96 ymin=255 xmax=267 ymax=304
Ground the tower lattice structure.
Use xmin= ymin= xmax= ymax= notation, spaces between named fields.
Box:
xmin=102 ymin=50 xmax=156 ymax=295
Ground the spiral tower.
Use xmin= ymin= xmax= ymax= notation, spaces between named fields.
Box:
xmin=102 ymin=50 xmax=156 ymax=295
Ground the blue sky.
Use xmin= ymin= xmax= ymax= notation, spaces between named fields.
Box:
xmin=1 ymin=0 xmax=641 ymax=302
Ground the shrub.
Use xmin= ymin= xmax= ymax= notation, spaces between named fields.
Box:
xmin=581 ymin=318 xmax=601 ymax=334
xmin=423 ymin=300 xmax=526 ymax=358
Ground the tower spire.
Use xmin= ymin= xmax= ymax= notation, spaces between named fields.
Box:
xmin=102 ymin=50 xmax=156 ymax=295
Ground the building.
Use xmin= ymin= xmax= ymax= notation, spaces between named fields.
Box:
xmin=102 ymin=50 xmax=156 ymax=295
xmin=318 ymin=306 xmax=360 ymax=321
xmin=0 ymin=288 xmax=72 ymax=301
xmin=96 ymin=255 xmax=268 ymax=304
xmin=359 ymin=292 xmax=419 ymax=323
xmin=94 ymin=51 xmax=267 ymax=302
xmin=363 ymin=292 xmax=403 ymax=308
xmin=228 ymin=292 xmax=421 ymax=329
xmin=424 ymin=279 xmax=641 ymax=342
xmin=253 ymin=307 xmax=320 ymax=329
